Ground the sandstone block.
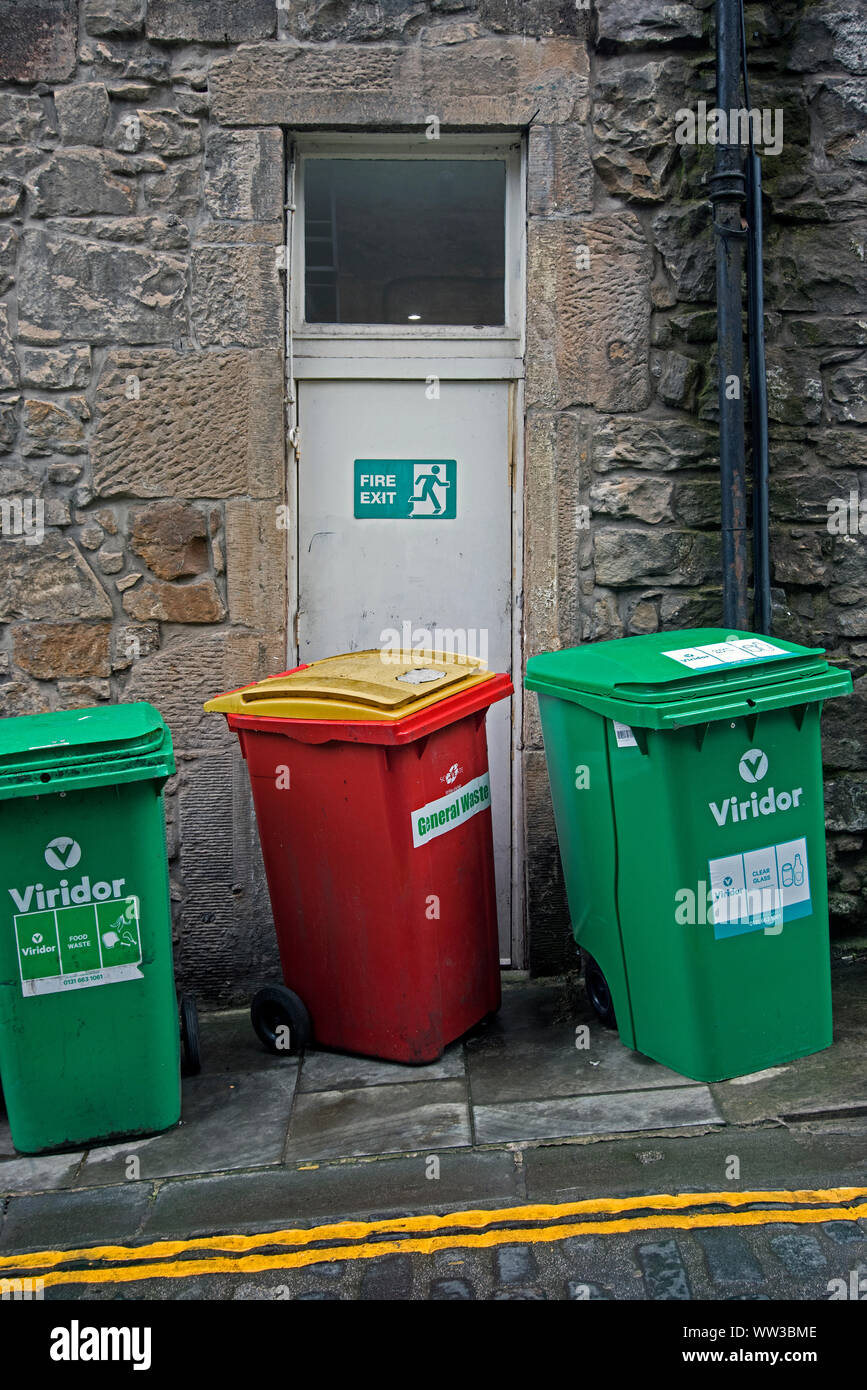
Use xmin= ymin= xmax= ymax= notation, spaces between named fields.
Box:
xmin=92 ymin=349 xmax=284 ymax=498
xmin=13 ymin=621 xmax=112 ymax=678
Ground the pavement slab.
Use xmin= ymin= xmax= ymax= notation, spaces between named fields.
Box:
xmin=473 ymin=1084 xmax=723 ymax=1145
xmin=285 ymin=1078 xmax=472 ymax=1161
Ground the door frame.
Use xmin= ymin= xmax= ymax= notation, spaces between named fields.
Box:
xmin=283 ymin=132 xmax=527 ymax=966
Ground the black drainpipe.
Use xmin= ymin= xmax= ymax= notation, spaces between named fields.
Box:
xmin=710 ymin=0 xmax=749 ymax=629
xmin=741 ymin=0 xmax=772 ymax=634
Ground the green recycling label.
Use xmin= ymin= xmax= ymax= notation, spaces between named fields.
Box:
xmin=14 ymin=896 xmax=143 ymax=998
xmin=354 ymin=460 xmax=457 ymax=519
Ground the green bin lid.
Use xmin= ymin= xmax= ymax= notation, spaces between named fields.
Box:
xmin=0 ymin=703 xmax=175 ymax=800
xmin=525 ymin=629 xmax=852 ymax=728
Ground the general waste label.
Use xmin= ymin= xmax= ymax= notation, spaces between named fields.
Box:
xmin=354 ymin=460 xmax=457 ymax=519
xmin=14 ymin=896 xmax=143 ymax=997
xmin=663 ymin=638 xmax=788 ymax=670
xmin=708 ymin=838 xmax=811 ymax=939
xmin=412 ymin=772 xmax=490 ymax=848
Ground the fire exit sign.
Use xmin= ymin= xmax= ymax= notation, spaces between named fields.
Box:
xmin=354 ymin=460 xmax=457 ymax=519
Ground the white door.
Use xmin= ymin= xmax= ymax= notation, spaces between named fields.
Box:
xmin=297 ymin=377 xmax=513 ymax=955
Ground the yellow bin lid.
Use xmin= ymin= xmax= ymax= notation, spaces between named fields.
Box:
xmin=204 ymin=649 xmax=496 ymax=722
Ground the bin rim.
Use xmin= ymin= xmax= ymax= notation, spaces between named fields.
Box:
xmin=0 ymin=702 xmax=175 ymax=800
xmin=204 ymin=649 xmax=508 ymax=724
xmin=525 ymin=629 xmax=845 ymax=708
xmin=223 ymin=671 xmax=514 ymax=744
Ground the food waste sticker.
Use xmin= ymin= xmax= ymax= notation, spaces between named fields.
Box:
xmin=663 ymin=638 xmax=789 ymax=670
xmin=412 ymin=772 xmax=490 ymax=848
xmin=15 ymin=896 xmax=143 ymax=997
xmin=612 ymin=720 xmax=638 ymax=749
xmin=708 ymin=838 xmax=811 ymax=939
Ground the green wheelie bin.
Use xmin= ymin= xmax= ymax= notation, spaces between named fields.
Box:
xmin=0 ymin=703 xmax=183 ymax=1153
xmin=525 ymin=629 xmax=853 ymax=1082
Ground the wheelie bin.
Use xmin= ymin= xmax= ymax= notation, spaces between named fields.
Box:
xmin=205 ymin=649 xmax=512 ymax=1064
xmin=0 ymin=703 xmax=197 ymax=1154
xmin=525 ymin=629 xmax=853 ymax=1082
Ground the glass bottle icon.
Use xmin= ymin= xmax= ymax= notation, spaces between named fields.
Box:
xmin=793 ymin=853 xmax=804 ymax=886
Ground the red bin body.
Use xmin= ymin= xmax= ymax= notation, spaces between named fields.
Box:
xmin=225 ymin=672 xmax=512 ymax=1064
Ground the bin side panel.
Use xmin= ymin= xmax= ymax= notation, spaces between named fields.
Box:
xmin=238 ymin=711 xmax=500 ymax=1064
xmin=535 ymin=694 xmax=636 ymax=1047
xmin=0 ymin=781 xmax=180 ymax=1153
xmin=611 ymin=705 xmax=832 ymax=1081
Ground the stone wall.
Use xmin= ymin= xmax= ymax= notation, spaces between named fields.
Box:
xmin=0 ymin=0 xmax=863 ymax=999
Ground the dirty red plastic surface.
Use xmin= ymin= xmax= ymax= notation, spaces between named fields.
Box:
xmin=228 ymin=675 xmax=512 ymax=1064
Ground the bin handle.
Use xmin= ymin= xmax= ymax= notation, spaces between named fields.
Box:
xmin=658 ymin=673 xmax=852 ymax=728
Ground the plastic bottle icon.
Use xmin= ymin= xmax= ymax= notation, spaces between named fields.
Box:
xmin=781 ymin=861 xmax=794 ymax=887
xmin=793 ymin=853 xmax=804 ymax=887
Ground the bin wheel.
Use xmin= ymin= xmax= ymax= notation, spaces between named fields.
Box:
xmin=583 ymin=953 xmax=617 ymax=1030
xmin=180 ymin=994 xmax=202 ymax=1076
xmin=251 ymin=985 xmax=311 ymax=1056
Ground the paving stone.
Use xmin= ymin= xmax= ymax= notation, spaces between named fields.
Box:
xmin=636 ymin=1239 xmax=693 ymax=1300
xmin=359 ymin=1255 xmax=413 ymax=1300
xmin=566 ymin=1281 xmax=609 ymax=1299
xmin=491 ymin=1286 xmax=547 ymax=1299
xmin=429 ymin=1278 xmax=475 ymax=1300
xmin=494 ymin=1244 xmax=537 ymax=1285
xmin=474 ymin=1084 xmax=722 ymax=1144
xmin=769 ymin=1228 xmax=828 ymax=1276
xmin=299 ymin=1046 xmax=464 ymax=1093
xmin=286 ymin=1080 xmax=471 ymax=1162
xmin=696 ymin=1228 xmax=766 ymax=1286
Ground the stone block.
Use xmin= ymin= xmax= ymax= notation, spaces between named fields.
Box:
xmin=526 ymin=213 xmax=652 ymax=412
xmin=210 ymin=39 xmax=588 ymax=128
xmin=527 ymin=124 xmax=593 ymax=217
xmin=653 ymin=203 xmax=715 ymax=302
xmin=596 ymin=1 xmax=704 ymax=47
xmin=595 ymin=527 xmax=720 ymax=587
xmin=56 ymin=678 xmax=112 ymax=706
xmin=589 ymin=477 xmax=674 ymax=524
xmin=0 ymin=225 xmax=19 ymax=297
xmin=148 ymin=0 xmax=276 ymax=41
xmin=0 ymin=532 xmax=113 ymax=621
xmin=13 ymin=621 xmax=112 ymax=678
xmin=54 ymin=84 xmax=111 ymax=146
xmin=21 ymin=397 xmax=89 ymax=454
xmin=592 ymin=57 xmax=697 ymax=203
xmin=122 ymin=577 xmax=226 ymax=623
xmin=123 ymin=631 xmax=285 ymax=751
xmin=19 ymin=346 xmax=91 ymax=388
xmin=204 ymin=129 xmax=284 ymax=222
xmin=0 ymin=0 xmax=77 ymax=83
xmin=84 ymin=0 xmax=145 ymax=35
xmin=191 ymin=246 xmax=282 ymax=348
xmin=225 ymin=500 xmax=288 ymax=630
xmin=591 ymin=414 xmax=718 ymax=472
xmin=18 ymin=231 xmax=187 ymax=344
xmin=288 ymin=0 xmax=427 ymax=42
xmin=130 ymin=500 xmax=209 ymax=579
xmin=138 ymin=109 xmax=203 ymax=160
xmin=0 ymin=94 xmax=50 ymax=145
xmin=92 ymin=349 xmax=284 ymax=499
xmin=0 ymin=305 xmax=18 ymax=389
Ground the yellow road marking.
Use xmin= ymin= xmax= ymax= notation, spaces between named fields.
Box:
xmin=1 ymin=1190 xmax=865 ymax=1288
xmin=2 ymin=1185 xmax=865 ymax=1273
xmin=23 ymin=1202 xmax=867 ymax=1289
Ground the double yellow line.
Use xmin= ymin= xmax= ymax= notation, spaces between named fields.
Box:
xmin=3 ymin=1187 xmax=865 ymax=1289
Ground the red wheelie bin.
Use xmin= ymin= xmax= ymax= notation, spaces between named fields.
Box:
xmin=205 ymin=649 xmax=512 ymax=1063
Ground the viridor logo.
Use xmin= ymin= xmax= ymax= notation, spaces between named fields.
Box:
xmin=709 ymin=749 xmax=804 ymax=826
xmin=9 ymin=837 xmax=126 ymax=913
